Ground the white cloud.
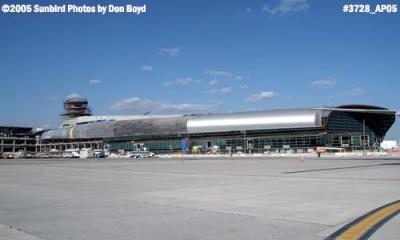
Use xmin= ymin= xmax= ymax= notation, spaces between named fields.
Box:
xmin=209 ymin=86 xmax=234 ymax=95
xmin=245 ymin=91 xmax=276 ymax=102
xmin=263 ymin=0 xmax=309 ymax=15
xmin=310 ymin=79 xmax=337 ymax=88
xmin=208 ymin=79 xmax=219 ymax=86
xmin=220 ymin=87 xmax=233 ymax=94
xmin=89 ymin=79 xmax=101 ymax=85
xmin=240 ymin=84 xmax=249 ymax=89
xmin=203 ymin=69 xmax=234 ymax=78
xmin=141 ymin=65 xmax=154 ymax=71
xmin=346 ymin=88 xmax=364 ymax=96
xmin=164 ymin=78 xmax=200 ymax=86
xmin=110 ymin=97 xmax=214 ymax=113
xmin=203 ymin=69 xmax=245 ymax=81
xmin=66 ymin=93 xmax=82 ymax=99
xmin=334 ymin=88 xmax=365 ymax=97
xmin=159 ymin=47 xmax=180 ymax=57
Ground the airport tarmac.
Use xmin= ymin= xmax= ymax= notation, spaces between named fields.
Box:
xmin=0 ymin=157 xmax=399 ymax=240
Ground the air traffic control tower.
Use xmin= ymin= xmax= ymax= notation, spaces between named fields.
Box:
xmin=61 ymin=97 xmax=92 ymax=118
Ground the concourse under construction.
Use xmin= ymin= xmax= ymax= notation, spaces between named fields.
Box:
xmin=36 ymin=96 xmax=396 ymax=154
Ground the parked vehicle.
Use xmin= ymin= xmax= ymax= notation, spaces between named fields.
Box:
xmin=24 ymin=152 xmax=35 ymax=158
xmin=63 ymin=151 xmax=80 ymax=158
xmin=1 ymin=152 xmax=23 ymax=159
xmin=128 ymin=151 xmax=156 ymax=159
xmin=94 ymin=151 xmax=106 ymax=158
xmin=80 ymin=148 xmax=94 ymax=159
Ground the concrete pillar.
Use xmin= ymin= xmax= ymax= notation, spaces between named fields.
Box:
xmin=1 ymin=139 xmax=3 ymax=152
xmin=12 ymin=139 xmax=16 ymax=153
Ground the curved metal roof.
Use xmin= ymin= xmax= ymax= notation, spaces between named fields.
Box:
xmin=59 ymin=114 xmax=182 ymax=128
xmin=187 ymin=108 xmax=323 ymax=133
xmin=41 ymin=128 xmax=68 ymax=139
xmin=40 ymin=105 xmax=396 ymax=140
xmin=337 ymin=104 xmax=388 ymax=110
xmin=313 ymin=104 xmax=396 ymax=115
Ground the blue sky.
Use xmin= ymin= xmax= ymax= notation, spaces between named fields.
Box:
xmin=1 ymin=0 xmax=399 ymax=139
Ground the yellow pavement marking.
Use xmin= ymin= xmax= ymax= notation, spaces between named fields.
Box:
xmin=336 ymin=202 xmax=400 ymax=240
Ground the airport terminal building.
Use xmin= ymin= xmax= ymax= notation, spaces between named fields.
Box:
xmin=0 ymin=126 xmax=36 ymax=153
xmin=38 ymin=97 xmax=396 ymax=154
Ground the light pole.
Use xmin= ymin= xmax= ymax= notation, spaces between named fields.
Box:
xmin=243 ymin=130 xmax=246 ymax=153
xmin=363 ymin=118 xmax=366 ymax=155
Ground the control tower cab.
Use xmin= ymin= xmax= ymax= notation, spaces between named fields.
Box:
xmin=61 ymin=97 xmax=92 ymax=118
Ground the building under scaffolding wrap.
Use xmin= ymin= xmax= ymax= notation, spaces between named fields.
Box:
xmin=39 ymin=98 xmax=396 ymax=154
